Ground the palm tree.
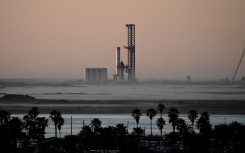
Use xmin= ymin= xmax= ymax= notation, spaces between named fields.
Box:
xmin=188 ymin=109 xmax=198 ymax=132
xmin=146 ymin=108 xmax=157 ymax=136
xmin=131 ymin=109 xmax=142 ymax=128
xmin=168 ymin=107 xmax=179 ymax=132
xmin=8 ymin=117 xmax=23 ymax=153
xmin=0 ymin=110 xmax=11 ymax=125
xmin=115 ymin=124 xmax=127 ymax=137
xmin=28 ymin=107 xmax=40 ymax=120
xmin=50 ymin=110 xmax=64 ymax=138
xmin=115 ymin=124 xmax=127 ymax=152
xmin=23 ymin=107 xmax=48 ymax=141
xmin=196 ymin=112 xmax=211 ymax=134
xmin=156 ymin=117 xmax=166 ymax=137
xmin=132 ymin=127 xmax=144 ymax=136
xmin=157 ymin=103 xmax=165 ymax=118
xmin=58 ymin=117 xmax=64 ymax=138
xmin=79 ymin=125 xmax=94 ymax=150
xmin=176 ymin=118 xmax=192 ymax=135
xmin=23 ymin=107 xmax=40 ymax=139
xmin=36 ymin=117 xmax=48 ymax=141
xmin=176 ymin=118 xmax=192 ymax=150
xmin=90 ymin=118 xmax=101 ymax=132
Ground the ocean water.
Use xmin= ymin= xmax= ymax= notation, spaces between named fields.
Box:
xmin=0 ymin=80 xmax=245 ymax=100
xmin=1 ymin=80 xmax=245 ymax=137
xmin=12 ymin=114 xmax=245 ymax=138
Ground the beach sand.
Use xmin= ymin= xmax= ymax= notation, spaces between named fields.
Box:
xmin=0 ymin=99 xmax=245 ymax=114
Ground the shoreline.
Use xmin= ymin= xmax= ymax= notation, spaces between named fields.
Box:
xmin=0 ymin=99 xmax=245 ymax=115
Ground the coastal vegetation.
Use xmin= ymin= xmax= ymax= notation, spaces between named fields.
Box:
xmin=0 ymin=104 xmax=245 ymax=153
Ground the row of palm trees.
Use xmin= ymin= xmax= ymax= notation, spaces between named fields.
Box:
xmin=130 ymin=105 xmax=245 ymax=153
xmin=1 ymin=105 xmax=245 ymax=153
xmin=0 ymin=108 xmax=65 ymax=153
xmin=78 ymin=107 xmax=244 ymax=153
xmin=0 ymin=104 xmax=207 ymax=140
xmin=132 ymin=104 xmax=201 ymax=137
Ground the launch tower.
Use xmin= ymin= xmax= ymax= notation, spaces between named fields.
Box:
xmin=126 ymin=24 xmax=136 ymax=81
xmin=114 ymin=24 xmax=136 ymax=81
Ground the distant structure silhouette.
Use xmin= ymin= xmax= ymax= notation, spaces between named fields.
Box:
xmin=114 ymin=24 xmax=136 ymax=81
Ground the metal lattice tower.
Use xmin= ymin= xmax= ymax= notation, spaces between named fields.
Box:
xmin=126 ymin=24 xmax=135 ymax=80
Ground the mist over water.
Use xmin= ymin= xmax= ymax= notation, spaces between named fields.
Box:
xmin=1 ymin=79 xmax=245 ymax=138
xmin=0 ymin=79 xmax=245 ymax=100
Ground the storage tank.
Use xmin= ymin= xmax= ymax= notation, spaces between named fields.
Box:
xmin=95 ymin=68 xmax=101 ymax=82
xmin=90 ymin=68 xmax=95 ymax=82
xmin=85 ymin=68 xmax=90 ymax=82
xmin=84 ymin=68 xmax=107 ymax=83
xmin=101 ymin=68 xmax=107 ymax=82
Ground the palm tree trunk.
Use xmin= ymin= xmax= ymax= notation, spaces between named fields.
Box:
xmin=55 ymin=124 xmax=57 ymax=138
xmin=150 ymin=119 xmax=152 ymax=136
xmin=192 ymin=122 xmax=194 ymax=132
xmin=173 ymin=123 xmax=175 ymax=133
xmin=160 ymin=129 xmax=162 ymax=137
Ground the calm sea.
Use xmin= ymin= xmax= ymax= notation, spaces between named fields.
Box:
xmin=1 ymin=81 xmax=245 ymax=100
xmin=1 ymin=80 xmax=245 ymax=137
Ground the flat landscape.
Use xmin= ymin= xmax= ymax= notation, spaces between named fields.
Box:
xmin=1 ymin=98 xmax=245 ymax=114
xmin=1 ymin=80 xmax=245 ymax=114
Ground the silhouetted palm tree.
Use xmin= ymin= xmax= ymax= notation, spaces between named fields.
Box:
xmin=79 ymin=125 xmax=94 ymax=150
xmin=196 ymin=112 xmax=211 ymax=134
xmin=28 ymin=107 xmax=40 ymax=120
xmin=115 ymin=124 xmax=127 ymax=152
xmin=157 ymin=103 xmax=165 ymax=118
xmin=168 ymin=107 xmax=179 ymax=132
xmin=196 ymin=112 xmax=212 ymax=152
xmin=115 ymin=124 xmax=127 ymax=137
xmin=36 ymin=117 xmax=48 ymax=141
xmin=156 ymin=117 xmax=166 ymax=137
xmin=188 ymin=109 xmax=198 ymax=132
xmin=58 ymin=117 xmax=64 ymax=138
xmin=132 ymin=127 xmax=144 ymax=136
xmin=9 ymin=117 xmax=23 ymax=139
xmin=146 ymin=108 xmax=157 ymax=136
xmin=131 ymin=109 xmax=142 ymax=128
xmin=50 ymin=110 xmax=64 ymax=138
xmin=23 ymin=107 xmax=40 ymax=139
xmin=90 ymin=118 xmax=101 ymax=132
xmin=0 ymin=110 xmax=11 ymax=125
xmin=176 ymin=118 xmax=192 ymax=135
xmin=8 ymin=117 xmax=23 ymax=153
xmin=176 ymin=118 xmax=192 ymax=151
xmin=23 ymin=107 xmax=48 ymax=141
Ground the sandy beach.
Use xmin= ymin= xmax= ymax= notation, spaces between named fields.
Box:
xmin=1 ymin=98 xmax=245 ymax=114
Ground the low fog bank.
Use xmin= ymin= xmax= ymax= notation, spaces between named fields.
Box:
xmin=1 ymin=78 xmax=244 ymax=88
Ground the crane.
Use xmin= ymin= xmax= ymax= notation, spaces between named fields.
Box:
xmin=232 ymin=49 xmax=245 ymax=82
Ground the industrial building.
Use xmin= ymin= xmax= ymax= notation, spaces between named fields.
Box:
xmin=84 ymin=24 xmax=136 ymax=82
xmin=85 ymin=68 xmax=107 ymax=83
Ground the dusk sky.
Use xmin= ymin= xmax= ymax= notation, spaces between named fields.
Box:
xmin=1 ymin=0 xmax=245 ymax=81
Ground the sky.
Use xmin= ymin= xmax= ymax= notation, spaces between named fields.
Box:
xmin=0 ymin=0 xmax=245 ymax=81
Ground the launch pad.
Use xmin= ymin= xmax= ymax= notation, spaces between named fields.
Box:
xmin=114 ymin=24 xmax=136 ymax=81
